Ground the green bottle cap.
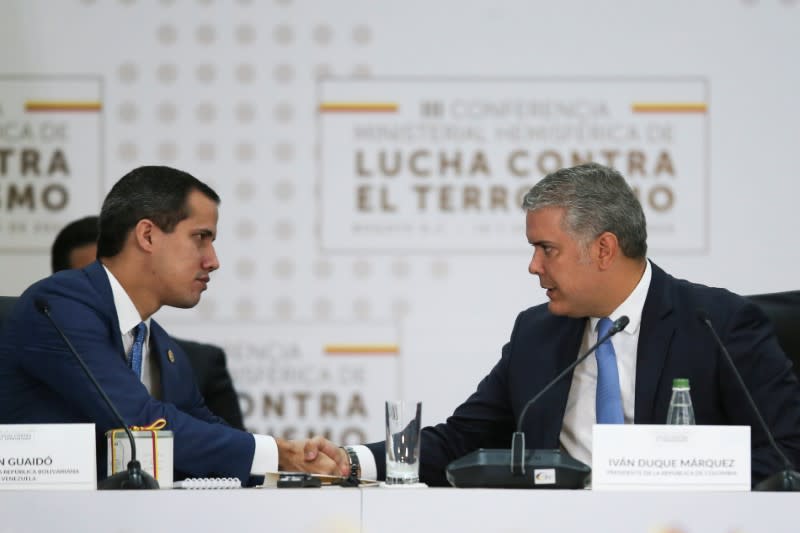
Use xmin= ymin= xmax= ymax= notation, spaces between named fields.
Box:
xmin=672 ymin=378 xmax=690 ymax=388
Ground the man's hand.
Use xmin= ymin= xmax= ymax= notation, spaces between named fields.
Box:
xmin=276 ymin=436 xmax=350 ymax=477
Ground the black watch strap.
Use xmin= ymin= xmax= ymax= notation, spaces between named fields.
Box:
xmin=342 ymin=446 xmax=361 ymax=485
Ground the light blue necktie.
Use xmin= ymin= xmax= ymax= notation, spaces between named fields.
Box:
xmin=595 ymin=318 xmax=624 ymax=424
xmin=129 ymin=322 xmax=147 ymax=379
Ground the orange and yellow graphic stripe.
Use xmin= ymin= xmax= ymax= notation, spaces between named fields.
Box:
xmin=319 ymin=102 xmax=398 ymax=113
xmin=631 ymin=102 xmax=707 ymax=113
xmin=324 ymin=343 xmax=399 ymax=356
xmin=25 ymin=100 xmax=102 ymax=112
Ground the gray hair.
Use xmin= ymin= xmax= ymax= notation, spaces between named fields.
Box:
xmin=521 ymin=163 xmax=647 ymax=259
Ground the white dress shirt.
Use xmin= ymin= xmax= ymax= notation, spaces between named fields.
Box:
xmin=103 ymin=265 xmax=278 ymax=476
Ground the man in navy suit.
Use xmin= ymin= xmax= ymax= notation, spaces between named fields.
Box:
xmin=0 ymin=165 xmax=337 ymax=482
xmin=312 ymin=162 xmax=800 ymax=486
xmin=51 ymin=215 xmax=246 ymax=430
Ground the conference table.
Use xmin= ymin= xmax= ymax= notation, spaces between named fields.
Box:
xmin=0 ymin=487 xmax=796 ymax=533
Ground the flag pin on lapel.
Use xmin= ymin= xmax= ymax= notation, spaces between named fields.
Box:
xmin=167 ymin=349 xmax=175 ymax=363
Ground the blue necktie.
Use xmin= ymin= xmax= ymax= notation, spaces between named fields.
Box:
xmin=129 ymin=322 xmax=147 ymax=379
xmin=595 ymin=318 xmax=624 ymax=424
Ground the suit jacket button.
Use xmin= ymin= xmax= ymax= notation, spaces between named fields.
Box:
xmin=167 ymin=349 xmax=175 ymax=363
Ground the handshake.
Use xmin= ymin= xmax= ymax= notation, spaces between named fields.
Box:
xmin=276 ymin=436 xmax=353 ymax=478
xmin=273 ymin=400 xmax=423 ymax=484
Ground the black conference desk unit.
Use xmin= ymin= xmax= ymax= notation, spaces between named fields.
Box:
xmin=0 ymin=488 xmax=796 ymax=533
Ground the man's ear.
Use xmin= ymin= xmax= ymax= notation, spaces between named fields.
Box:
xmin=595 ymin=231 xmax=619 ymax=270
xmin=133 ymin=219 xmax=156 ymax=252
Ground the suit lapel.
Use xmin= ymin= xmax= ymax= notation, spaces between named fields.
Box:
xmin=85 ymin=260 xmax=126 ymax=361
xmin=634 ymin=262 xmax=676 ymax=423
xmin=550 ymin=318 xmax=587 ymax=441
xmin=523 ymin=316 xmax=586 ymax=447
xmin=150 ymin=321 xmax=178 ymax=403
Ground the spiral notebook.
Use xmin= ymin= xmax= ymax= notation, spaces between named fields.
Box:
xmin=173 ymin=477 xmax=242 ymax=489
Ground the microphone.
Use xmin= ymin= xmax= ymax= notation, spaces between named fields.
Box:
xmin=446 ymin=315 xmax=630 ymax=488
xmin=696 ymin=309 xmax=800 ymax=491
xmin=35 ymin=298 xmax=159 ymax=490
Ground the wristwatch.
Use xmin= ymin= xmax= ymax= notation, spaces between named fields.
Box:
xmin=342 ymin=446 xmax=361 ymax=483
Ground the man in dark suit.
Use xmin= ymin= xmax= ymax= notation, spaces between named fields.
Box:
xmin=310 ymin=162 xmax=800 ymax=486
xmin=0 ymin=165 xmax=336 ymax=482
xmin=51 ymin=216 xmax=245 ymax=430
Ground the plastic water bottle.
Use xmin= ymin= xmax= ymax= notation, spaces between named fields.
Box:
xmin=666 ymin=378 xmax=695 ymax=425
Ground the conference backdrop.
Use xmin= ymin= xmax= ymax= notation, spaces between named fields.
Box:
xmin=1 ymin=0 xmax=798 ymax=443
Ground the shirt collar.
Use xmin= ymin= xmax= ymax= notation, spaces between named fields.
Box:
xmin=102 ymin=264 xmax=151 ymax=336
xmin=589 ymin=259 xmax=651 ymax=336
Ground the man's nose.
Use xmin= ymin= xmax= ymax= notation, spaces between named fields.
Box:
xmin=205 ymin=244 xmax=220 ymax=272
xmin=528 ymin=250 xmax=541 ymax=276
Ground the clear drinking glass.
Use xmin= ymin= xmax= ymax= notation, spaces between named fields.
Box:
xmin=385 ymin=400 xmax=422 ymax=484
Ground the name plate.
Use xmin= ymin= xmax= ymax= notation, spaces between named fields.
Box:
xmin=0 ymin=423 xmax=97 ymax=490
xmin=592 ymin=424 xmax=750 ymax=491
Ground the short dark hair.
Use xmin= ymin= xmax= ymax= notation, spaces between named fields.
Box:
xmin=51 ymin=215 xmax=100 ymax=272
xmin=521 ymin=162 xmax=648 ymax=259
xmin=97 ymin=166 xmax=220 ymax=258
